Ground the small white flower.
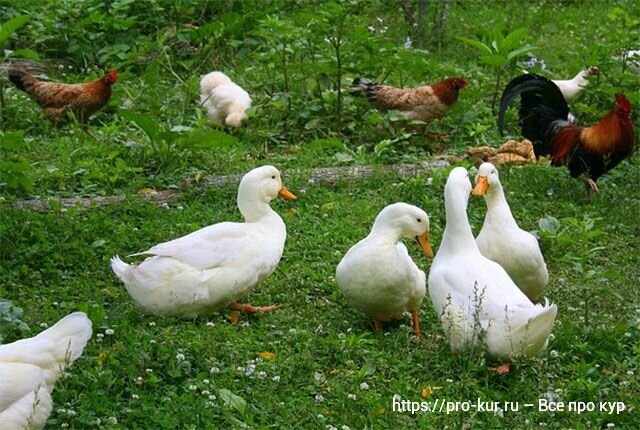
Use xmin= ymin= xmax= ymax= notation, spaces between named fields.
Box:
xmin=326 ymin=426 xmax=337 ymax=430
xmin=106 ymin=417 xmax=118 ymax=425
xmin=206 ymin=322 xmax=215 ymax=327
xmin=188 ymin=384 xmax=197 ymax=391
xmin=57 ymin=408 xmax=67 ymax=414
xmin=96 ymin=333 xmax=104 ymax=339
xmin=289 ymin=328 xmax=297 ymax=335
xmin=66 ymin=410 xmax=76 ymax=417
xmin=347 ymin=393 xmax=356 ymax=400
xmin=258 ymin=371 xmax=267 ymax=379
xmin=427 ymin=177 xmax=433 ymax=185
xmin=202 ymin=390 xmax=210 ymax=396
xmin=61 ymin=424 xmax=69 ymax=428
xmin=210 ymin=367 xmax=220 ymax=374
xmin=132 ymin=394 xmax=139 ymax=399
xmin=208 ymin=394 xmax=217 ymax=400
xmin=39 ymin=322 xmax=48 ymax=328
xmin=376 ymin=17 xmax=383 ymax=23
xmin=53 ymin=301 xmax=59 ymax=306
xmin=627 ymin=370 xmax=634 ymax=376
xmin=105 ymin=329 xmax=114 ymax=336
xmin=148 ymin=322 xmax=156 ymax=326
xmin=176 ymin=353 xmax=185 ymax=361
xmin=146 ymin=368 xmax=153 ymax=373
xmin=367 ymin=26 xmax=375 ymax=32
xmin=607 ymin=424 xmax=615 ymax=429
xmin=150 ymin=339 xmax=157 ymax=344
xmin=404 ymin=36 xmax=412 ymax=49
xmin=203 ymin=379 xmax=210 ymax=384
xmin=315 ymin=393 xmax=325 ymax=403
xmin=359 ymin=382 xmax=370 ymax=390
xmin=272 ymin=375 xmax=281 ymax=382
xmin=548 ymin=333 xmax=555 ymax=341
xmin=550 ymin=350 xmax=559 ymax=358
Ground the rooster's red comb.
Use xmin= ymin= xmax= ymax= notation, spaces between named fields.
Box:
xmin=615 ymin=93 xmax=631 ymax=112
xmin=108 ymin=69 xmax=118 ymax=81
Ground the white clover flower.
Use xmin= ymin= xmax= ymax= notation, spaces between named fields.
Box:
xmin=359 ymin=382 xmax=370 ymax=390
xmin=105 ymin=329 xmax=114 ymax=336
xmin=347 ymin=393 xmax=356 ymax=400
xmin=202 ymin=390 xmax=210 ymax=396
xmin=106 ymin=417 xmax=118 ymax=425
xmin=210 ymin=367 xmax=220 ymax=374
xmin=206 ymin=322 xmax=215 ymax=327
xmin=150 ymin=339 xmax=157 ymax=344
xmin=289 ymin=328 xmax=297 ymax=335
xmin=66 ymin=410 xmax=76 ymax=417
xmin=315 ymin=394 xmax=325 ymax=403
xmin=176 ymin=353 xmax=186 ymax=361
xmin=203 ymin=379 xmax=210 ymax=384
xmin=146 ymin=368 xmax=153 ymax=373
xmin=367 ymin=26 xmax=375 ymax=32
xmin=61 ymin=424 xmax=69 ymax=428
xmin=550 ymin=350 xmax=559 ymax=358
xmin=209 ymin=394 xmax=217 ymax=400
xmin=132 ymin=394 xmax=139 ymax=400
xmin=148 ymin=322 xmax=156 ymax=326
xmin=258 ymin=371 xmax=267 ymax=379
xmin=188 ymin=384 xmax=197 ymax=391
xmin=39 ymin=322 xmax=48 ymax=328
xmin=272 ymin=375 xmax=281 ymax=382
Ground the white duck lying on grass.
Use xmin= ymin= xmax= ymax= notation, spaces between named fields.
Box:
xmin=111 ymin=165 xmax=296 ymax=321
xmin=0 ymin=312 xmax=92 ymax=430
xmin=336 ymin=203 xmax=433 ymax=338
xmin=428 ymin=167 xmax=557 ymax=358
xmin=472 ymin=162 xmax=548 ymax=301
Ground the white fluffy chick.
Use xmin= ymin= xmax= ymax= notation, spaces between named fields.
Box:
xmin=199 ymin=71 xmax=251 ymax=128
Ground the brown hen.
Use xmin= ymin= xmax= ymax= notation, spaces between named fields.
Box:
xmin=8 ymin=67 xmax=118 ymax=122
xmin=353 ymin=77 xmax=467 ymax=124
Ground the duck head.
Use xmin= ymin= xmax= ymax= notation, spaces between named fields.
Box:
xmin=472 ymin=162 xmax=500 ymax=197
xmin=372 ymin=202 xmax=433 ymax=258
xmin=237 ymin=165 xmax=296 ymax=221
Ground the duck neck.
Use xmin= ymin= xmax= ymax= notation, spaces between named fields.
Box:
xmin=369 ymin=223 xmax=402 ymax=244
xmin=483 ymin=185 xmax=518 ymax=229
xmin=440 ymin=190 xmax=477 ymax=256
xmin=238 ymin=194 xmax=277 ymax=223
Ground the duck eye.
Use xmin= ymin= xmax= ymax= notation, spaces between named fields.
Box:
xmin=271 ymin=175 xmax=276 ymax=179
xmin=417 ymin=218 xmax=422 ymax=223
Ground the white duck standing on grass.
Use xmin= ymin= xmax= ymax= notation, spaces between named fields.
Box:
xmin=336 ymin=203 xmax=433 ymax=338
xmin=0 ymin=312 xmax=92 ymax=430
xmin=428 ymin=167 xmax=557 ymax=358
xmin=111 ymin=165 xmax=296 ymax=322
xmin=200 ymin=71 xmax=252 ymax=128
xmin=472 ymin=162 xmax=548 ymax=301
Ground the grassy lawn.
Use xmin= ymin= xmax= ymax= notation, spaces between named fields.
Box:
xmin=1 ymin=0 xmax=639 ymax=428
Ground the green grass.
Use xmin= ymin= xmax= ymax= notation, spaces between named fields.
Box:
xmin=1 ymin=0 xmax=639 ymax=428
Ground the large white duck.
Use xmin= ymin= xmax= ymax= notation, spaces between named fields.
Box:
xmin=0 ymin=312 xmax=92 ymax=430
xmin=552 ymin=66 xmax=600 ymax=103
xmin=428 ymin=167 xmax=557 ymax=358
xmin=111 ymin=165 xmax=296 ymax=319
xmin=336 ymin=203 xmax=433 ymax=338
xmin=472 ymin=162 xmax=548 ymax=301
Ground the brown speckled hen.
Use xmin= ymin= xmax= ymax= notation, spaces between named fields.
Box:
xmin=353 ymin=77 xmax=467 ymax=124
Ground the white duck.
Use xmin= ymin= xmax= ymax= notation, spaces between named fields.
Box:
xmin=428 ymin=167 xmax=556 ymax=358
xmin=336 ymin=203 xmax=433 ymax=338
xmin=200 ymin=71 xmax=252 ymax=128
xmin=552 ymin=66 xmax=600 ymax=103
xmin=472 ymin=162 xmax=548 ymax=301
xmin=0 ymin=312 xmax=92 ymax=430
xmin=111 ymin=165 xmax=296 ymax=319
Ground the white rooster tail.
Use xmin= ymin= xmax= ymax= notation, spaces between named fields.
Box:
xmin=111 ymin=255 xmax=132 ymax=284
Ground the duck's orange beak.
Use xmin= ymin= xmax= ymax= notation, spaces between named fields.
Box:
xmin=415 ymin=231 xmax=433 ymax=258
xmin=278 ymin=186 xmax=297 ymax=200
xmin=472 ymin=176 xmax=488 ymax=196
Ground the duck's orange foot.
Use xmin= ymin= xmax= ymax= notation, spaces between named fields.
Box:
xmin=411 ymin=310 xmax=422 ymax=340
xmin=228 ymin=303 xmax=283 ymax=314
xmin=229 ymin=310 xmax=240 ymax=325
